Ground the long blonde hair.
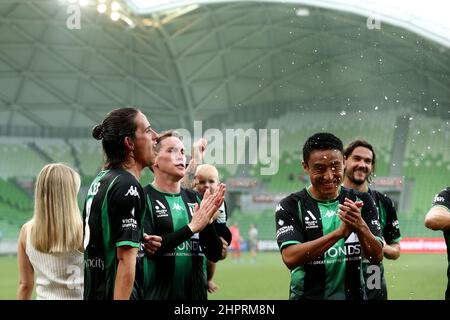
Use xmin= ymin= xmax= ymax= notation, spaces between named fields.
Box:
xmin=30 ymin=163 xmax=83 ymax=253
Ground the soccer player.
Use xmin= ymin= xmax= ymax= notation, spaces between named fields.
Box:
xmin=248 ymin=224 xmax=258 ymax=264
xmin=275 ymin=132 xmax=383 ymax=300
xmin=83 ymin=108 xmax=161 ymax=300
xmin=229 ymin=222 xmax=242 ymax=263
xmin=424 ymin=187 xmax=450 ymax=300
xmin=343 ymin=140 xmax=401 ymax=300
xmin=193 ymin=164 xmax=231 ymax=293
xmin=142 ymin=131 xmax=225 ymax=300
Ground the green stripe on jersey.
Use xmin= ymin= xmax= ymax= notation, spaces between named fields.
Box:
xmin=102 ymin=176 xmax=120 ymax=291
xmin=290 ymin=266 xmax=305 ymax=299
xmin=165 ymin=194 xmax=192 ymax=292
xmin=319 ymin=201 xmax=346 ymax=299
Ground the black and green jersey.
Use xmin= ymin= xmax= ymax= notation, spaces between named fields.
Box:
xmin=431 ymin=187 xmax=450 ymax=300
xmin=83 ymin=168 xmax=145 ymax=300
xmin=275 ymin=186 xmax=382 ymax=300
xmin=362 ymin=188 xmax=402 ymax=300
xmin=142 ymin=184 xmax=223 ymax=300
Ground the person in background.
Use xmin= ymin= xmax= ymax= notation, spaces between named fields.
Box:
xmin=343 ymin=139 xmax=401 ymax=300
xmin=248 ymin=224 xmax=258 ymax=264
xmin=17 ymin=163 xmax=84 ymax=300
xmin=229 ymin=222 xmax=242 ymax=264
xmin=193 ymin=164 xmax=231 ymax=293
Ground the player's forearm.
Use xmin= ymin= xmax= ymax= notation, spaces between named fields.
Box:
xmin=160 ymin=225 xmax=194 ymax=252
xmin=383 ymin=243 xmax=400 ymax=260
xmin=281 ymin=229 xmax=343 ymax=269
xmin=207 ymin=260 xmax=216 ymax=281
xmin=357 ymin=225 xmax=383 ymax=264
xmin=114 ymin=260 xmax=136 ymax=300
xmin=114 ymin=247 xmax=137 ymax=300
xmin=180 ymin=158 xmax=197 ymax=189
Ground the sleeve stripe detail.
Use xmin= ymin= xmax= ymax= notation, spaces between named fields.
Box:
xmin=432 ymin=205 xmax=450 ymax=212
xmin=280 ymin=240 xmax=301 ymax=250
xmin=116 ymin=241 xmax=140 ymax=248
xmin=376 ymin=236 xmax=385 ymax=246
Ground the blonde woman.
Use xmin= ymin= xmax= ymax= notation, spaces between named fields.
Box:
xmin=17 ymin=163 xmax=83 ymax=300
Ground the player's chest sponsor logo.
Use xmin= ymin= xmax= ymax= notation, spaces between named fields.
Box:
xmin=305 ymin=210 xmax=319 ymax=229
xmin=154 ymin=200 xmax=168 ymax=217
xmin=170 ymin=236 xmax=204 ymax=257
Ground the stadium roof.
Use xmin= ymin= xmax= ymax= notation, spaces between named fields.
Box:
xmin=0 ymin=0 xmax=448 ymax=136
xmin=125 ymin=0 xmax=450 ymax=48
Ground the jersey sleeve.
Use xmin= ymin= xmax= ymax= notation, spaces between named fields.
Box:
xmin=107 ymin=175 xmax=143 ymax=248
xmin=380 ymin=194 xmax=402 ymax=244
xmin=275 ymin=196 xmax=304 ymax=251
xmin=359 ymin=191 xmax=383 ymax=244
xmin=432 ymin=188 xmax=450 ymax=211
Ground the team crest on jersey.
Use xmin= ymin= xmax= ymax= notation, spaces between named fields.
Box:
xmin=125 ymin=185 xmax=140 ymax=198
xmin=305 ymin=210 xmax=319 ymax=229
xmin=154 ymin=200 xmax=168 ymax=217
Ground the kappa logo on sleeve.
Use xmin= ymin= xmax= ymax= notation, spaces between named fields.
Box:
xmin=276 ymin=204 xmax=284 ymax=212
xmin=125 ymin=185 xmax=140 ymax=198
xmin=433 ymin=195 xmax=445 ymax=204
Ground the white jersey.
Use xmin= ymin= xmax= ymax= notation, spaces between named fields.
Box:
xmin=25 ymin=227 xmax=83 ymax=300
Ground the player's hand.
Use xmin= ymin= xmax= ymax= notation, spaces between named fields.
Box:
xmin=338 ymin=198 xmax=367 ymax=234
xmin=143 ymin=234 xmax=162 ymax=256
xmin=207 ymin=280 xmax=219 ymax=293
xmin=220 ymin=237 xmax=228 ymax=260
xmin=192 ymin=138 xmax=207 ymax=163
xmin=188 ymin=184 xmax=226 ymax=233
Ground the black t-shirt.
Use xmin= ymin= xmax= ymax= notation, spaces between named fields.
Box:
xmin=83 ymin=168 xmax=145 ymax=300
xmin=275 ymin=186 xmax=382 ymax=300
